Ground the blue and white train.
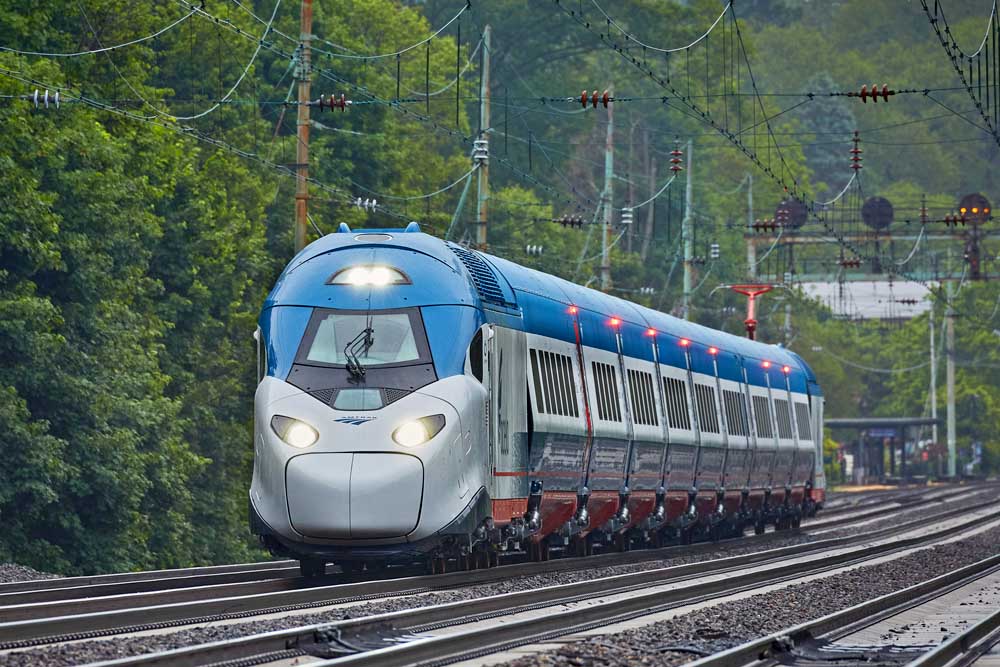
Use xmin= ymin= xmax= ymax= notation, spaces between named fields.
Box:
xmin=250 ymin=224 xmax=825 ymax=576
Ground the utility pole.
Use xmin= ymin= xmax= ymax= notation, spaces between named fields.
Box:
xmin=474 ymin=25 xmax=491 ymax=249
xmin=294 ymin=0 xmax=313 ymax=253
xmin=681 ymin=139 xmax=694 ymax=319
xmin=746 ymin=173 xmax=755 ymax=279
xmin=600 ymin=88 xmax=614 ymax=291
xmin=783 ymin=302 xmax=792 ymax=344
xmin=945 ymin=281 xmax=957 ymax=477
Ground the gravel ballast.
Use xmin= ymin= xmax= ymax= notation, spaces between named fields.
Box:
xmin=502 ymin=526 xmax=1000 ymax=667
xmin=0 ymin=496 xmax=995 ymax=667
xmin=0 ymin=564 xmax=59 ymax=584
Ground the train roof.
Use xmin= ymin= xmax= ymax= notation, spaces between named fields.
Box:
xmin=265 ymin=225 xmax=820 ymax=392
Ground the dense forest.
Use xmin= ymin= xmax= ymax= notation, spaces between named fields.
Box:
xmin=0 ymin=0 xmax=997 ymax=574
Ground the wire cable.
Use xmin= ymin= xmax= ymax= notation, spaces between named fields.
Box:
xmin=588 ymin=0 xmax=731 ymax=54
xmin=0 ymin=8 xmax=196 ymax=57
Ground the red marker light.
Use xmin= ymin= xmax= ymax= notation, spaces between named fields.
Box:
xmin=568 ymin=306 xmax=578 ymax=315
xmin=646 ymin=328 xmax=657 ymax=337
xmin=679 ymin=338 xmax=691 ymax=347
xmin=762 ymin=360 xmax=771 ymax=369
xmin=609 ymin=317 xmax=621 ymax=327
xmin=708 ymin=346 xmax=719 ymax=355
xmin=782 ymin=365 xmax=791 ymax=374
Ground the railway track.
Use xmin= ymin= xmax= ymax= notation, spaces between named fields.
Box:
xmin=15 ymin=502 xmax=998 ymax=667
xmin=1 ymin=494 xmax=995 ymax=651
xmin=682 ymin=539 xmax=1000 ymax=667
xmin=802 ymin=485 xmax=991 ymax=532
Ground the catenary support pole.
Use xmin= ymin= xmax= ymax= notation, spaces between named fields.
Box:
xmin=681 ymin=139 xmax=694 ymax=319
xmin=475 ymin=26 xmax=491 ymax=248
xmin=294 ymin=0 xmax=313 ymax=253
xmin=945 ymin=282 xmax=956 ymax=477
xmin=746 ymin=172 xmax=755 ymax=279
xmin=930 ymin=314 xmax=939 ymax=452
xmin=600 ymin=89 xmax=614 ymax=291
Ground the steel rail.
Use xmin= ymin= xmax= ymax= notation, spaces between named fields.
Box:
xmin=680 ymin=555 xmax=1000 ymax=667
xmin=803 ymin=486 xmax=989 ymax=530
xmin=78 ymin=506 xmax=1000 ymax=667
xmin=6 ymin=482 xmax=990 ymax=607
xmin=1 ymin=498 xmax=994 ymax=650
xmin=0 ymin=559 xmax=296 ymax=595
xmin=819 ymin=483 xmax=994 ymax=516
xmin=906 ymin=607 xmax=1000 ymax=667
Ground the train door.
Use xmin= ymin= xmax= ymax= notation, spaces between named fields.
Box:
xmin=484 ymin=325 xmax=530 ymax=523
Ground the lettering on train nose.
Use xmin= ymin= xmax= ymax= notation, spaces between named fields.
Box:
xmin=334 ymin=416 xmax=377 ymax=426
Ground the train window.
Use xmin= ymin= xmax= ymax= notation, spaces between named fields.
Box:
xmin=753 ymin=395 xmax=774 ymax=439
xmin=627 ymin=369 xmax=658 ymax=427
xmin=298 ymin=309 xmax=428 ymax=367
xmin=529 ymin=349 xmax=546 ymax=413
xmin=723 ymin=389 xmax=749 ymax=437
xmin=774 ymin=399 xmax=794 ymax=439
xmin=694 ymin=383 xmax=720 ymax=434
xmin=469 ymin=329 xmax=483 ymax=383
xmin=662 ymin=376 xmax=691 ymax=430
xmin=795 ymin=402 xmax=812 ymax=440
xmin=591 ymin=361 xmax=622 ymax=422
xmin=530 ymin=348 xmax=579 ymax=417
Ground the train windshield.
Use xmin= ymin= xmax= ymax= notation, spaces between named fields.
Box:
xmin=296 ymin=308 xmax=431 ymax=368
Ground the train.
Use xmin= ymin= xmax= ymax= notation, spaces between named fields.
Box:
xmin=249 ymin=223 xmax=826 ymax=576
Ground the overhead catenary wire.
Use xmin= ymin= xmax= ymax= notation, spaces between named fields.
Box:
xmin=0 ymin=8 xmax=196 ymax=57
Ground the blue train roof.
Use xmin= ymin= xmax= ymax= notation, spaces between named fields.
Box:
xmin=262 ymin=225 xmax=820 ymax=393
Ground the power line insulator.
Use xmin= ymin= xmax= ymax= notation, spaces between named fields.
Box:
xmin=581 ymin=89 xmax=611 ymax=108
xmin=472 ymin=138 xmax=489 ymax=164
xmin=639 ymin=287 xmax=655 ymax=295
xmin=857 ymin=83 xmax=894 ymax=103
xmin=669 ymin=140 xmax=684 ymax=173
xmin=314 ymin=94 xmax=349 ymax=111
xmin=354 ymin=197 xmax=378 ymax=211
xmin=709 ymin=243 xmax=720 ymax=260
xmin=32 ymin=89 xmax=60 ymax=109
xmin=620 ymin=208 xmax=633 ymax=225
xmin=554 ymin=214 xmax=585 ymax=228
xmin=850 ymin=130 xmax=863 ymax=171
xmin=839 ymin=258 xmax=862 ymax=268
xmin=525 ymin=244 xmax=544 ymax=256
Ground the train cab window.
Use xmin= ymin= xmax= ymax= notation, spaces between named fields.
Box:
xmin=591 ymin=361 xmax=622 ymax=422
xmin=774 ymin=399 xmax=794 ymax=439
xmin=256 ymin=329 xmax=267 ymax=383
xmin=753 ymin=395 xmax=774 ymax=439
xmin=530 ymin=349 xmax=579 ymax=417
xmin=295 ymin=308 xmax=431 ymax=368
xmin=662 ymin=376 xmax=691 ymax=430
xmin=469 ymin=329 xmax=484 ymax=382
xmin=795 ymin=402 xmax=812 ymax=440
xmin=627 ymin=369 xmax=658 ymax=426
xmin=694 ymin=383 xmax=720 ymax=433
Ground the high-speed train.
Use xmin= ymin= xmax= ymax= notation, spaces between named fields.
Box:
xmin=250 ymin=223 xmax=825 ymax=576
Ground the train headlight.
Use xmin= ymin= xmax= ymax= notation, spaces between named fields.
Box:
xmin=328 ymin=265 xmax=411 ymax=286
xmin=270 ymin=415 xmax=319 ymax=448
xmin=392 ymin=415 xmax=446 ymax=447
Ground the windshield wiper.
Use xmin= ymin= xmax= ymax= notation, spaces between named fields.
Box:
xmin=344 ymin=328 xmax=375 ymax=379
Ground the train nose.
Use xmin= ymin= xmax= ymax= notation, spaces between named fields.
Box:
xmin=285 ymin=452 xmax=423 ymax=539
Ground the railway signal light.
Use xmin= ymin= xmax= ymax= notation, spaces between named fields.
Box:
xmin=581 ymin=89 xmax=611 ymax=108
xmin=525 ymin=244 xmax=544 ymax=256
xmin=958 ymin=193 xmax=992 ymax=224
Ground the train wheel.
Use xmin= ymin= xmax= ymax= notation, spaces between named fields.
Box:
xmin=488 ymin=549 xmax=500 ymax=568
xmin=299 ymin=558 xmax=326 ymax=578
xmin=791 ymin=516 xmax=801 ymax=530
xmin=754 ymin=521 xmax=766 ymax=535
xmin=614 ymin=533 xmax=631 ymax=552
xmin=430 ymin=557 xmax=447 ymax=575
xmin=679 ymin=527 xmax=693 ymax=545
xmin=573 ymin=536 xmax=592 ymax=557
